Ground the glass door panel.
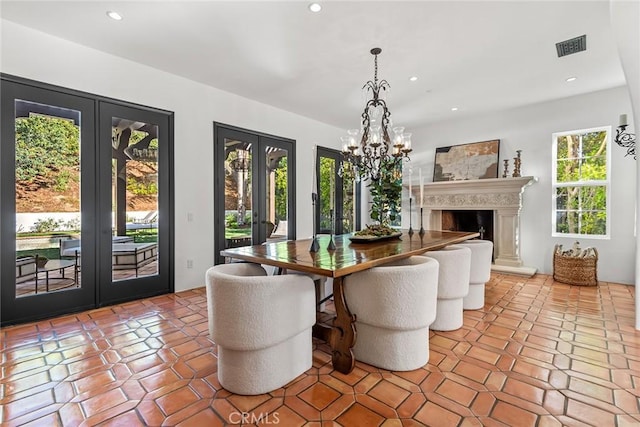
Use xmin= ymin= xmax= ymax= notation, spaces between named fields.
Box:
xmin=341 ymin=161 xmax=357 ymax=233
xmin=14 ymin=100 xmax=83 ymax=296
xmin=319 ymin=156 xmax=336 ymax=233
xmin=265 ymin=145 xmax=289 ymax=241
xmin=111 ymin=117 xmax=159 ymax=281
xmin=224 ymin=140 xmax=254 ymax=248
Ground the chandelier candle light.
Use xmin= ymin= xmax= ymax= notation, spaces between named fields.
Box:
xmin=340 ymin=48 xmax=412 ymax=229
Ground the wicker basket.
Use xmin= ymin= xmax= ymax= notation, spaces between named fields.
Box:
xmin=552 ymin=244 xmax=598 ymax=286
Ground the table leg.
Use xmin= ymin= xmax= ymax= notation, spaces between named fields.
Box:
xmin=328 ymin=276 xmax=356 ymax=374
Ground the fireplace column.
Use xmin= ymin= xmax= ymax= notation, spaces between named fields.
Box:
xmin=495 ymin=207 xmax=522 ymax=267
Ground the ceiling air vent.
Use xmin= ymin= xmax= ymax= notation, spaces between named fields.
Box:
xmin=556 ymin=35 xmax=587 ymax=57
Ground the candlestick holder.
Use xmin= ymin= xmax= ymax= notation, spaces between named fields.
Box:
xmin=309 ymin=193 xmax=320 ymax=252
xmin=408 ymin=197 xmax=414 ymax=236
xmin=512 ymin=150 xmax=522 ymax=177
xmin=502 ymin=159 xmax=509 ymax=178
xmin=419 ymin=207 xmax=425 ymax=236
xmin=327 ymin=208 xmax=336 ymax=251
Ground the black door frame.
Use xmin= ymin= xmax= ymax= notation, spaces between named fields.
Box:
xmin=1 ymin=79 xmax=98 ymax=324
xmin=1 ymin=74 xmax=175 ymax=325
xmin=316 ymin=146 xmax=361 ymax=234
xmin=213 ymin=123 xmax=296 ymax=265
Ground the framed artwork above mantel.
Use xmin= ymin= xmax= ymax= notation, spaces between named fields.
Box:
xmin=433 ymin=139 xmax=500 ymax=182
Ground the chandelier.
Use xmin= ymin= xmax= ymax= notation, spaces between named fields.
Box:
xmin=339 ymin=48 xmax=412 ymax=182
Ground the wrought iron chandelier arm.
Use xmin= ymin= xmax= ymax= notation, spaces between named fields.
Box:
xmin=615 ymin=124 xmax=636 ymax=159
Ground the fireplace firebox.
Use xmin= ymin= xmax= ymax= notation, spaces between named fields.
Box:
xmin=442 ymin=210 xmax=494 ymax=243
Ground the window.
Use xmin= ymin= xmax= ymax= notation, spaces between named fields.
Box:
xmin=552 ymin=126 xmax=610 ymax=238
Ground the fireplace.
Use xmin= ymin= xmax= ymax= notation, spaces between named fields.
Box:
xmin=412 ymin=177 xmax=537 ymax=276
xmin=442 ymin=210 xmax=494 ymax=243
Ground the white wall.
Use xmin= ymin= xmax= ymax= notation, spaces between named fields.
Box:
xmin=610 ymin=0 xmax=639 ymax=327
xmin=406 ymin=86 xmax=636 ymax=284
xmin=1 ymin=20 xmax=343 ymax=291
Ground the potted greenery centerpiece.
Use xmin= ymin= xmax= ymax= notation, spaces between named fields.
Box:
xmin=354 ymin=156 xmax=403 ymax=238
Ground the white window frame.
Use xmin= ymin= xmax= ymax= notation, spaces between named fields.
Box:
xmin=551 ymin=126 xmax=611 ymax=239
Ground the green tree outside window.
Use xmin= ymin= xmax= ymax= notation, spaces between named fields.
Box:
xmin=553 ymin=128 xmax=609 ymax=236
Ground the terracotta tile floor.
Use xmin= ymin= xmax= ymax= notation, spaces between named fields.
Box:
xmin=1 ymin=273 xmax=639 ymax=426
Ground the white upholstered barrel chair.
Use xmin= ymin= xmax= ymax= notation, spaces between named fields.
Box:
xmin=343 ymin=256 xmax=439 ymax=371
xmin=422 ymin=245 xmax=471 ymax=331
xmin=457 ymin=239 xmax=493 ymax=310
xmin=205 ymin=263 xmax=316 ymax=395
xmin=285 ymin=270 xmax=329 ymax=310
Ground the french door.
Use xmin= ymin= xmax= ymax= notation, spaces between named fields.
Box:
xmin=1 ymin=76 xmax=173 ymax=325
xmin=1 ymin=80 xmax=97 ymax=323
xmin=213 ymin=124 xmax=295 ymax=265
xmin=316 ymin=147 xmax=361 ymax=234
xmin=98 ymin=102 xmax=173 ymax=305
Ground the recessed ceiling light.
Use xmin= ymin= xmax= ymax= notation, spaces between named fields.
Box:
xmin=409 ymin=76 xmax=418 ymax=82
xmin=451 ymin=107 xmax=459 ymax=111
xmin=566 ymin=76 xmax=577 ymax=82
xmin=308 ymin=3 xmax=322 ymax=12
xmin=106 ymin=11 xmax=123 ymax=21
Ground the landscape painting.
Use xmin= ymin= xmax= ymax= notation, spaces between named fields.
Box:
xmin=433 ymin=139 xmax=500 ymax=182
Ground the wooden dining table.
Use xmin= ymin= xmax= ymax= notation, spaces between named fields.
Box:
xmin=220 ymin=229 xmax=479 ymax=374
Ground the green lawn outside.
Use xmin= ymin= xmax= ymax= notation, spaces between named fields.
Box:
xmin=17 ymin=247 xmax=60 ymax=260
xmin=126 ymin=229 xmax=159 ymax=243
xmin=225 ymin=227 xmax=251 ymax=239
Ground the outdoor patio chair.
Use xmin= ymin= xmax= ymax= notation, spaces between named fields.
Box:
xmin=16 ymin=256 xmax=37 ymax=284
xmin=126 ymin=211 xmax=158 ymax=231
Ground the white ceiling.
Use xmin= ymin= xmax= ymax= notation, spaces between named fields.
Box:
xmin=0 ymin=1 xmax=627 ymax=131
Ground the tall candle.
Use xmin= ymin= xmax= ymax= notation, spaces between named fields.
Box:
xmin=419 ymin=168 xmax=424 ymax=208
xmin=329 ymin=171 xmax=335 ymax=210
xmin=620 ymin=114 xmax=628 ymax=126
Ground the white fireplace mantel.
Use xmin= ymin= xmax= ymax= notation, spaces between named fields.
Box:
xmin=412 ymin=176 xmax=537 ymax=277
